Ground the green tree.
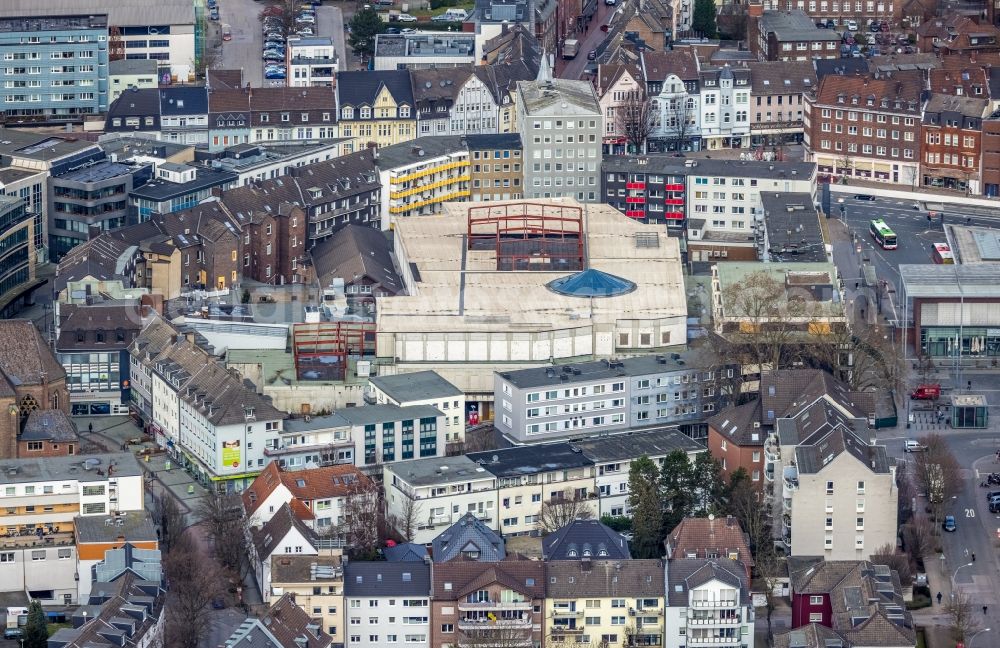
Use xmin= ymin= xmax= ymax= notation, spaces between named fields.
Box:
xmin=660 ymin=450 xmax=694 ymax=531
xmin=23 ymin=600 xmax=47 ymax=648
xmin=692 ymin=0 xmax=718 ymax=38
xmin=627 ymin=455 xmax=663 ymax=559
xmin=348 ymin=8 xmax=387 ymax=59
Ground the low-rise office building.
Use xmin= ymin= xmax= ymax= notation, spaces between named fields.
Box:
xmin=0 ymin=195 xmax=37 ymax=319
xmin=367 ymin=371 xmax=466 ymax=444
xmin=467 ymin=133 xmax=524 ymax=201
xmin=129 ymin=162 xmax=237 ymax=221
xmin=376 ymin=136 xmax=471 ymax=225
xmin=373 ymin=33 xmax=476 ymax=70
xmin=752 ymin=8 xmax=840 ymax=61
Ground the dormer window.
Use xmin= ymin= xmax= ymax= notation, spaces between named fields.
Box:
xmin=95 ymin=329 xmax=105 ymax=343
xmin=342 ymin=106 xmax=354 ymax=119
xmin=360 ymin=106 xmax=371 ymax=119
xmin=400 ymin=105 xmax=411 ymax=118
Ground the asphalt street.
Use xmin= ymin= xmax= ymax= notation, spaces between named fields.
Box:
xmin=558 ymin=1 xmax=616 ymax=80
xmin=218 ymin=0 xmax=265 ymax=87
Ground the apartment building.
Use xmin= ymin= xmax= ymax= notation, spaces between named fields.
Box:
xmin=128 ymin=162 xmax=237 ymax=220
xmin=207 ymin=86 xmax=339 ymax=151
xmin=546 ymin=560 xmax=666 ymax=645
xmin=75 ymin=511 xmax=159 ymax=601
xmin=0 ymin=319 xmax=70 ymax=459
xmin=707 ymin=400 xmax=768 ymax=483
xmin=981 ymin=113 xmax=1000 ymax=197
xmin=804 ymin=70 xmax=923 ymax=185
xmin=572 ymin=430 xmax=705 ymax=517
xmin=0 ymin=452 xmax=145 ymax=605
xmin=468 ymin=444 xmax=596 ymax=536
xmin=373 ymin=33 xmax=476 ymax=71
xmin=921 ymin=93 xmax=988 ymax=193
xmin=159 ymin=87 xmax=209 ymax=145
xmin=665 ymin=516 xmax=754 ymax=582
xmin=223 ymin=594 xmax=332 ymax=648
xmin=0 ymin=13 xmax=107 ymax=123
xmin=108 ymin=59 xmax=158 ymax=103
xmin=664 ymin=558 xmax=755 ymax=648
xmin=55 ymin=303 xmax=143 ymax=416
xmin=375 ymin=136 xmax=471 ymax=225
xmin=467 ymin=134 xmax=524 ymax=201
xmin=601 ymin=155 xmax=689 ymax=230
xmin=129 ymin=315 xmax=285 ymax=490
xmin=47 ymin=160 xmax=148 ymax=261
xmin=430 ymin=559 xmax=545 ymax=648
xmin=242 ymin=462 xmax=371 ymax=532
xmin=494 ymin=352 xmax=733 ymax=444
xmin=384 ymin=456 xmax=498 ymax=544
xmin=748 ymin=61 xmax=817 ymax=147
xmin=595 ymin=64 xmax=646 ymax=155
xmin=759 ymin=0 xmax=898 ymax=30
xmin=699 ymin=64 xmax=752 ymax=150
xmin=270 ymin=554 xmax=345 ymax=642
xmin=0 ymin=195 xmax=36 ymax=319
xmin=751 ymin=8 xmax=841 ymax=61
xmin=367 ymin=371 xmax=466 ymax=444
xmin=344 ymin=562 xmax=431 ymax=648
xmin=517 ymin=79 xmax=603 ymax=202
xmin=287 ymin=37 xmax=338 ymax=88
xmin=252 ymin=504 xmax=319 ymax=600
xmin=336 ymin=71 xmax=416 ymax=152
xmin=642 ymin=50 xmax=702 ymax=154
xmin=432 ymin=513 xmax=506 ymax=563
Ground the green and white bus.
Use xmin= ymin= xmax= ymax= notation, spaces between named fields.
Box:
xmin=869 ymin=219 xmax=897 ymax=250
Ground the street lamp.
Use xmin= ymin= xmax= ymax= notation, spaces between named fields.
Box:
xmin=969 ymin=628 xmax=991 ymax=647
xmin=951 ymin=561 xmax=975 ymax=599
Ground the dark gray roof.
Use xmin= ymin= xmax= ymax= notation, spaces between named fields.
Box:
xmin=310 ymin=224 xmax=402 ymax=295
xmin=814 ymin=58 xmax=871 ymax=80
xmin=252 ymin=503 xmax=318 ymax=559
xmin=761 ymin=192 xmax=827 ymax=263
xmin=55 ymin=304 xmax=144 ymax=352
xmin=749 ymin=61 xmax=817 ymax=95
xmin=75 ymin=510 xmax=158 ymax=544
xmin=706 ymin=399 xmax=764 ymax=446
xmin=375 ymin=135 xmax=468 ymax=170
xmin=129 ymin=166 xmax=236 ymax=202
xmin=546 ymin=559 xmax=665 ymax=597
xmin=160 ymin=86 xmax=209 ymax=116
xmin=465 ymin=133 xmax=522 ymax=150
xmin=467 ymin=443 xmax=594 ymax=478
xmin=344 ymin=561 xmax=430 ymax=596
xmin=384 ymin=543 xmax=429 ymax=562
xmin=21 ymin=409 xmax=78 ymax=443
xmin=794 ymin=425 xmax=891 ymax=475
xmin=759 ymin=9 xmax=841 ymax=42
xmin=602 ymin=156 xmax=816 ymax=179
xmin=432 ymin=513 xmax=506 ymax=563
xmin=54 ymin=160 xmax=135 ymax=183
xmin=109 ymin=58 xmax=158 ymax=76
xmin=0 ymin=128 xmax=99 ymax=162
xmin=497 ymin=350 xmax=714 ymax=389
xmin=572 ymin=428 xmax=705 ymax=462
xmin=0 ymin=452 xmax=142 ymax=484
xmin=542 ymin=519 xmax=630 ymax=560
xmin=369 ymin=370 xmax=462 ymax=403
xmin=666 ymin=558 xmax=748 ymax=606
xmin=337 ymin=70 xmax=414 ymax=110
xmin=106 ymin=88 xmax=161 ymax=119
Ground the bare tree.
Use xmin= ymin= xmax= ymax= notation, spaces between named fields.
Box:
xmin=151 ymin=490 xmax=187 ymax=552
xmin=197 ymin=491 xmax=253 ymax=581
xmin=755 ymin=550 xmax=783 ymax=640
xmin=339 ymin=477 xmax=387 ymax=560
xmin=615 ymin=90 xmax=655 ymax=154
xmin=902 ymin=518 xmax=934 ymax=565
xmin=537 ymin=496 xmax=595 ymax=534
xmin=661 ymin=96 xmax=697 ymax=152
xmin=870 ymin=542 xmax=914 ymax=587
xmin=912 ymin=433 xmax=962 ymax=524
xmin=458 ymin=625 xmax=533 ymax=648
xmin=945 ymin=590 xmax=981 ymax=643
xmin=163 ymin=533 xmax=225 ymax=648
xmin=803 ymin=320 xmax=902 ymax=393
xmin=391 ymin=496 xmax=422 ymax=543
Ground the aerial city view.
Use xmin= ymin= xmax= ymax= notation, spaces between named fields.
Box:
xmin=1 ymin=0 xmax=1000 ymax=647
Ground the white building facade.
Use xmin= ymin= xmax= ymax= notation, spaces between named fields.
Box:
xmin=699 ymin=66 xmax=752 ymax=150
xmin=664 ymin=559 xmax=755 ymax=648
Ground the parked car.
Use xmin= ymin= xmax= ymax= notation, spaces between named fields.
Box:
xmin=816 ymin=21 xmax=827 ymax=28
xmin=265 ymin=67 xmax=287 ymax=79
xmin=943 ymin=515 xmax=957 ymax=532
xmin=587 ymin=49 xmax=597 ymax=60
xmin=210 ymin=8 xmax=220 ymax=20
xmin=605 ymin=0 xmax=617 ymax=5
xmin=208 ymin=0 xmax=217 ymax=7
xmin=401 ymin=27 xmax=417 ymax=33
xmin=854 ymin=194 xmax=876 ymax=201
xmin=262 ymin=51 xmax=286 ymax=60
xmin=825 ymin=19 xmax=835 ymax=28
xmin=869 ymin=20 xmax=880 ymax=32
xmin=297 ymin=14 xmax=316 ymax=22
xmin=903 ymin=439 xmax=927 ymax=453
xmin=845 ymin=19 xmax=858 ymax=30
xmin=4 ymin=629 xmax=23 ymax=640
xmin=880 ymin=20 xmax=889 ymax=31
xmin=385 ymin=26 xmax=401 ymax=33
xmin=396 ymin=13 xmax=417 ymax=21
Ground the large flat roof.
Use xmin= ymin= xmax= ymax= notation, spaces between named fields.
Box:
xmin=571 ymin=427 xmax=705 ymax=462
xmin=498 ymin=348 xmax=714 ymax=389
xmin=386 ymin=455 xmax=494 ymax=486
xmin=467 ymin=442 xmax=593 ymax=477
xmin=378 ymin=198 xmax=687 ymax=334
xmin=4 ymin=0 xmax=194 ymax=27
xmin=369 ymin=370 xmax=463 ymax=401
xmin=900 ymin=262 xmax=1000 ymax=298
xmin=0 ymin=453 xmax=142 ymax=484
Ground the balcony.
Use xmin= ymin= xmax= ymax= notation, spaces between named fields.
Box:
xmin=688 ymin=616 xmax=741 ymax=626
xmin=686 ymin=635 xmax=742 ymax=647
xmin=782 ymin=497 xmax=792 ymax=513
xmin=763 ymin=466 xmax=774 ymax=483
xmin=0 ymin=530 xmax=74 ymax=548
xmin=782 ymin=466 xmax=799 ymax=498
xmin=458 ymin=617 xmax=532 ymax=631
xmin=764 ymin=439 xmax=779 ymax=463
xmin=551 ymin=609 xmax=583 ymax=618
xmin=458 ymin=601 xmax=532 ymax=612
xmin=690 ymin=600 xmax=738 ymax=609
xmin=549 ymin=626 xmax=585 ymax=635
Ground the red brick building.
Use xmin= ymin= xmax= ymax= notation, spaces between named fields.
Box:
xmin=706 ymin=399 xmax=766 ymax=484
xmin=920 ymin=93 xmax=988 ymax=193
xmin=664 ymin=516 xmax=755 ymax=581
xmin=18 ymin=409 xmax=78 ymax=457
xmin=804 ymin=70 xmax=923 ymax=185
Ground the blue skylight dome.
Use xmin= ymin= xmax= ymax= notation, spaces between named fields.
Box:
xmin=546 ymin=268 xmax=637 ymax=298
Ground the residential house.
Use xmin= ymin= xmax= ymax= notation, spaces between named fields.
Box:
xmin=109 ymin=59 xmax=159 ymax=103
xmin=595 ymin=64 xmax=646 ymax=155
xmin=467 ymin=133 xmax=524 ymax=201
xmin=782 ymin=558 xmax=915 ymax=647
xmin=344 ymin=561 xmax=431 ymax=648
xmin=105 ymin=88 xmax=162 ymax=139
xmin=432 ymin=512 xmax=506 ymax=563
xmin=916 ymin=16 xmax=1000 ymax=55
xmin=336 ymin=71 xmax=416 ymax=152
xmin=664 ymin=516 xmax=754 ymax=581
xmin=374 ymin=135 xmax=471 ymax=224
xmin=546 ymin=560 xmax=666 ymax=646
xmin=287 ymin=37 xmax=338 ymax=88
xmin=384 ymin=457 xmax=499 ymax=544
xmin=573 ymin=430 xmax=706 ymax=517
xmin=751 ymin=8 xmax=841 ymax=61
xmin=222 ymin=593 xmax=334 ymax=648
xmin=251 ymin=503 xmax=319 ymax=601
xmin=269 ymin=554 xmax=344 ymax=642
xmin=410 ymin=67 xmax=471 ymax=137
xmin=707 ymin=400 xmax=767 ymax=483
xmin=468 ymin=444 xmax=596 ymax=537
xmin=698 ymin=64 xmax=752 ymax=150
xmin=804 ymin=70 xmax=924 ymax=185
xmin=430 ymin=558 xmax=545 ymax=648
xmin=517 ymin=79 xmax=603 ymax=202
xmin=0 ymin=319 xmax=70 ymax=459
xmin=664 ymin=558 xmax=755 ymax=648
xmin=55 ymin=303 xmax=143 ymax=416
xmin=748 ymin=61 xmax=817 ymax=147
xmin=242 ymin=461 xmax=371 ymax=532
xmin=542 ymin=519 xmax=631 ymax=560
xmin=17 ymin=409 xmax=78 ymax=457
xmin=642 ymin=49 xmax=702 ymax=153
xmin=920 ymin=93 xmax=988 ymax=192
xmin=367 ymin=371 xmax=465 ymax=443
xmin=310 ymin=224 xmax=403 ymax=318
xmin=159 ymin=87 xmax=209 ymax=145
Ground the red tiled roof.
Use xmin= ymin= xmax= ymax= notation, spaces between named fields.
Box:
xmin=665 ymin=516 xmax=755 ymax=568
xmin=243 ymin=462 xmax=371 ymax=519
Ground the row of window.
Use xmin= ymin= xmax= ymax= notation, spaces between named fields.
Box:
xmin=0 ymin=549 xmax=73 ymax=562
xmin=820 ymin=122 xmax=915 ymax=141
xmin=341 ymin=105 xmax=411 ymax=119
xmin=817 ymin=140 xmax=915 ymax=158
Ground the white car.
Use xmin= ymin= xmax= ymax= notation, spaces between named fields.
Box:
xmin=401 ymin=27 xmax=417 ymax=33
xmin=605 ymin=0 xmax=616 ymax=5
xmin=845 ymin=19 xmax=858 ymax=31
xmin=396 ymin=13 xmax=417 ymax=22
